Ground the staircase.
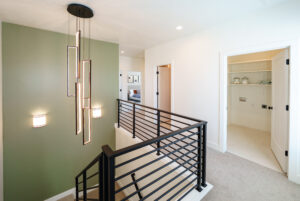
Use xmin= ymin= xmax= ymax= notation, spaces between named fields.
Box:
xmin=74 ymin=99 xmax=208 ymax=201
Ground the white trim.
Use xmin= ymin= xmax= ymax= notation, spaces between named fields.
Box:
xmin=208 ymin=141 xmax=221 ymax=152
xmin=0 ymin=20 xmax=3 ymax=201
xmin=219 ymin=40 xmax=300 ymax=184
xmin=44 ymin=188 xmax=75 ymax=201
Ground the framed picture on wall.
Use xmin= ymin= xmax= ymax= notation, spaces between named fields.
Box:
xmin=133 ymin=75 xmax=139 ymax=83
xmin=128 ymin=75 xmax=134 ymax=83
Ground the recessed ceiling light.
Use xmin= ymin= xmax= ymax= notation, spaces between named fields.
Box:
xmin=121 ymin=50 xmax=125 ymax=54
xmin=176 ymin=26 xmax=183 ymax=30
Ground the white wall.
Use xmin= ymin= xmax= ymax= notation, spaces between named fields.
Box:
xmin=119 ymin=56 xmax=145 ymax=103
xmin=0 ymin=21 xmax=3 ymax=201
xmin=144 ymin=0 xmax=300 ymax=184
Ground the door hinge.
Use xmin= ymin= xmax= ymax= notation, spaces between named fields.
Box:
xmin=120 ymin=89 xmax=122 ymax=92
xmin=156 ymin=92 xmax=159 ymax=95
xmin=156 ymin=71 xmax=159 ymax=75
xmin=286 ymin=105 xmax=289 ymax=111
xmin=120 ymin=73 xmax=122 ymax=76
xmin=285 ymin=150 xmax=288 ymax=157
xmin=286 ymin=59 xmax=290 ymax=65
xmin=268 ymin=106 xmax=273 ymax=110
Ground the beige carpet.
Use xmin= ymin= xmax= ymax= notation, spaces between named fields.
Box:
xmin=202 ymin=148 xmax=300 ymax=201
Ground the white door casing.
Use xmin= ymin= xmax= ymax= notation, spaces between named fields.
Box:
xmin=271 ymin=49 xmax=289 ymax=172
xmin=157 ymin=66 xmax=171 ymax=112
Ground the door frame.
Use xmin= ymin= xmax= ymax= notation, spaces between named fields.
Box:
xmin=219 ymin=40 xmax=300 ymax=183
xmin=153 ymin=61 xmax=175 ymax=112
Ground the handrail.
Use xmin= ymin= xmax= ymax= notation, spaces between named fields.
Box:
xmin=75 ymin=99 xmax=208 ymax=201
xmin=112 ymin=122 xmax=204 ymax=157
xmin=117 ymin=99 xmax=205 ymax=123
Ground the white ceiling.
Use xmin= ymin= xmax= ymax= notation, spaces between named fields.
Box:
xmin=0 ymin=0 xmax=290 ymax=58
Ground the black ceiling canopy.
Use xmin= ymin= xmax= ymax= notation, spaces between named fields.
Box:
xmin=67 ymin=3 xmax=93 ymax=18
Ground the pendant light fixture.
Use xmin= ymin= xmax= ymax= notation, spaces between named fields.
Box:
xmin=67 ymin=3 xmax=93 ymax=145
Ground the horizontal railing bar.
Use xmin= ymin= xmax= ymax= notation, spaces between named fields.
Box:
xmin=135 ymin=107 xmax=158 ymax=115
xmin=116 ymin=129 xmax=199 ymax=169
xmin=158 ymin=125 xmax=197 ymax=150
xmin=135 ymin=133 xmax=152 ymax=143
xmin=167 ymin=176 xmax=197 ymax=201
xmin=135 ymin=122 xmax=157 ymax=135
xmin=78 ymin=198 xmax=99 ymax=201
xmin=177 ymin=184 xmax=197 ymax=201
xmin=154 ymin=170 xmax=196 ymax=201
xmin=119 ymin=106 xmax=133 ymax=113
xmin=76 ymin=153 xmax=103 ymax=178
xmin=160 ymin=115 xmax=192 ymax=126
xmin=86 ymin=171 xmax=99 ymax=181
xmin=119 ymin=111 xmax=133 ymax=120
xmin=159 ymin=125 xmax=198 ymax=152
xmin=112 ymin=122 xmax=205 ymax=157
xmin=115 ymin=130 xmax=199 ymax=168
xmin=158 ymin=141 xmax=197 ymax=170
xmin=119 ymin=109 xmax=133 ymax=116
xmin=160 ymin=121 xmax=195 ymax=136
xmin=120 ymin=101 xmax=134 ymax=107
xmin=86 ymin=185 xmax=99 ymax=191
xmin=135 ymin=127 xmax=155 ymax=139
xmin=162 ymin=132 xmax=198 ymax=151
xmin=118 ymin=99 xmax=206 ymax=123
xmin=120 ymin=103 xmax=133 ymax=109
xmin=146 ymin=162 xmax=198 ymax=201
xmin=116 ymin=151 xmax=198 ymax=195
xmin=115 ymin=138 xmax=199 ymax=182
xmin=119 ymin=122 xmax=133 ymax=132
xmin=135 ymin=111 xmax=157 ymax=121
xmin=119 ymin=118 xmax=133 ymax=128
xmin=135 ymin=115 xmax=157 ymax=128
xmin=119 ymin=114 xmax=133 ymax=124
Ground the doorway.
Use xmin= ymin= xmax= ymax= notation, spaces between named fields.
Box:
xmin=156 ymin=64 xmax=171 ymax=112
xmin=226 ymin=48 xmax=290 ymax=173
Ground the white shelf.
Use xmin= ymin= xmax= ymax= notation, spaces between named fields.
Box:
xmin=229 ymin=70 xmax=271 ymax=74
xmin=228 ymin=59 xmax=272 ymax=65
xmin=229 ymin=83 xmax=272 ymax=87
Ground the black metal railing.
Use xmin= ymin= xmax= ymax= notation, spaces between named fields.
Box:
xmin=75 ymin=99 xmax=207 ymax=201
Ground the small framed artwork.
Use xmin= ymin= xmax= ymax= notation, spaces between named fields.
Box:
xmin=133 ymin=75 xmax=139 ymax=83
xmin=128 ymin=75 xmax=134 ymax=83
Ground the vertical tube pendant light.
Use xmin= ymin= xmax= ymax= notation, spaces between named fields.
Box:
xmin=67 ymin=4 xmax=93 ymax=145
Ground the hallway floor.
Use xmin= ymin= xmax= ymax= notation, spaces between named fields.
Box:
xmin=227 ymin=124 xmax=282 ymax=172
xmin=203 ymin=148 xmax=300 ymax=201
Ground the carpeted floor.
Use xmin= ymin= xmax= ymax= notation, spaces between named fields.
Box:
xmin=202 ymin=148 xmax=300 ymax=201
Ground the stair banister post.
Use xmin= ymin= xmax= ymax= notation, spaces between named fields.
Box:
xmin=157 ymin=110 xmax=161 ymax=155
xmin=201 ymin=123 xmax=207 ymax=187
xmin=83 ymin=171 xmax=87 ymax=201
xmin=196 ymin=125 xmax=202 ymax=192
xmin=133 ymin=103 xmax=136 ymax=138
xmin=75 ymin=177 xmax=79 ymax=201
xmin=103 ymin=145 xmax=115 ymax=201
xmin=117 ymin=99 xmax=120 ymax=128
xmin=99 ymin=153 xmax=104 ymax=201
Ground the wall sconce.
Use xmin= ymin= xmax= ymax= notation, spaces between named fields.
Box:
xmin=33 ymin=114 xmax=47 ymax=128
xmin=92 ymin=107 xmax=102 ymax=119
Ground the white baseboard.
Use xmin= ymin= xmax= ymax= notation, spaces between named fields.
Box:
xmin=207 ymin=141 xmax=221 ymax=152
xmin=44 ymin=188 xmax=75 ymax=201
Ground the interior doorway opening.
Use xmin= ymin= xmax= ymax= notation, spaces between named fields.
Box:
xmin=227 ymin=48 xmax=290 ymax=173
xmin=156 ymin=64 xmax=171 ymax=112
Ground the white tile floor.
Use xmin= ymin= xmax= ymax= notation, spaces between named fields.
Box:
xmin=227 ymin=124 xmax=282 ymax=173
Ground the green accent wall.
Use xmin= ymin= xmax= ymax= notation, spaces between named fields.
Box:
xmin=2 ymin=22 xmax=119 ymax=201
